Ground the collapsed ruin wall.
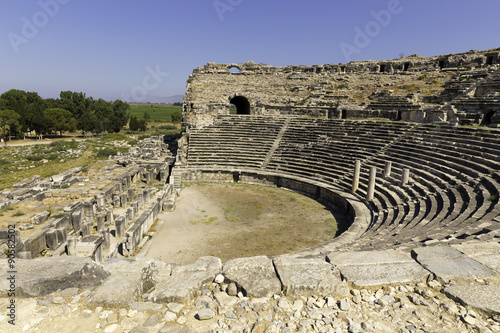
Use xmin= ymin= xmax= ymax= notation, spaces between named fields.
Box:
xmin=183 ymin=48 xmax=500 ymax=129
xmin=0 ymin=136 xmax=177 ymax=261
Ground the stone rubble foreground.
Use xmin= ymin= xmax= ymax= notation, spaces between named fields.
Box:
xmin=1 ymin=239 xmax=499 ymax=333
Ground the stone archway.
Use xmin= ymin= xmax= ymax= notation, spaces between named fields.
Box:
xmin=229 ymin=96 xmax=251 ymax=115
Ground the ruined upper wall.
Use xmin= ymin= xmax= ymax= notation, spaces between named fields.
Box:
xmin=193 ymin=48 xmax=500 ymax=75
xmin=183 ymin=48 xmax=500 ymax=128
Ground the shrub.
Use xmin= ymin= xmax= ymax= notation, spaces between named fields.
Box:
xmin=12 ymin=211 xmax=25 ymax=216
xmin=96 ymin=148 xmax=118 ymax=158
xmin=158 ymin=124 xmax=177 ymax=130
xmin=26 ymin=155 xmax=44 ymax=161
xmin=489 ymin=195 xmax=499 ymax=204
xmin=171 ymin=111 xmax=182 ymax=123
xmin=49 ymin=140 xmax=78 ymax=151
xmin=129 ymin=116 xmax=140 ymax=131
xmin=102 ymin=133 xmax=128 ymax=141
xmin=138 ymin=119 xmax=148 ymax=131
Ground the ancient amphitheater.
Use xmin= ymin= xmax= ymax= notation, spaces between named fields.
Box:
xmin=1 ymin=48 xmax=500 ymax=332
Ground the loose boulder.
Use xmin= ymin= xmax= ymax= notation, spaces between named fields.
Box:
xmin=0 ymin=256 xmax=110 ymax=297
xmin=151 ymin=256 xmax=221 ymax=304
xmin=273 ymin=256 xmax=349 ymax=297
xmin=223 ymin=256 xmax=281 ymax=297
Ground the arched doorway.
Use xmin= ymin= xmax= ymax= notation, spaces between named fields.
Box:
xmin=229 ymin=96 xmax=250 ymax=115
xmin=483 ymin=110 xmax=496 ymax=126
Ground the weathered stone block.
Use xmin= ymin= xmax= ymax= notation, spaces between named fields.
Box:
xmin=115 ymin=216 xmax=126 ymax=238
xmin=273 ymin=256 xmax=349 ymax=297
xmin=223 ymin=256 xmax=281 ymax=298
xmin=411 ymin=246 xmax=498 ymax=282
xmin=96 ymin=213 xmax=105 ymax=231
xmin=90 ymin=258 xmax=169 ymax=306
xmin=445 ymin=284 xmax=500 ymax=316
xmin=100 ymin=228 xmax=110 ymax=250
xmin=31 ymin=211 xmax=50 ymax=225
xmin=67 ymin=236 xmax=76 ymax=256
xmin=452 ymin=242 xmax=500 ymax=274
xmin=327 ymin=249 xmax=430 ymax=287
xmin=152 ymin=256 xmax=221 ymax=304
xmin=27 ymin=229 xmax=47 ymax=258
xmin=0 ymin=256 xmax=110 ymax=297
xmin=71 ymin=211 xmax=82 ymax=232
xmin=121 ymin=193 xmax=128 ymax=207
xmin=82 ymin=222 xmax=91 ymax=237
xmin=56 ymin=228 xmax=67 ymax=245
xmin=75 ymin=235 xmax=103 ymax=262
xmin=106 ymin=208 xmax=114 ymax=225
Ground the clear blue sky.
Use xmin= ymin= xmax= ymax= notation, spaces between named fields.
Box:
xmin=0 ymin=0 xmax=499 ymax=101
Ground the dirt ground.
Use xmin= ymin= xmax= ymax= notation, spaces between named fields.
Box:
xmin=146 ymin=183 xmax=346 ymax=264
xmin=2 ymin=137 xmax=85 ymax=147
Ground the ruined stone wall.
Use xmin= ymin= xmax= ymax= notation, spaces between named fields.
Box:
xmin=183 ymin=48 xmax=500 ymax=128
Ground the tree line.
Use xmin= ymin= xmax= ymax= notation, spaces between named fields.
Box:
xmin=0 ymin=89 xmax=130 ymax=139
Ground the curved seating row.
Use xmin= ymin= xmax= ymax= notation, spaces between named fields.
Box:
xmin=185 ymin=115 xmax=500 ymax=250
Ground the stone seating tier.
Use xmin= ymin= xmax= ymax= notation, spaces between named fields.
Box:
xmin=184 ymin=115 xmax=500 ymax=250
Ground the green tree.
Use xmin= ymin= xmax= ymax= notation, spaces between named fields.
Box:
xmin=144 ymin=112 xmax=151 ymax=121
xmin=43 ymin=108 xmax=76 ymax=136
xmin=138 ymin=119 xmax=148 ymax=131
xmin=25 ymin=92 xmax=47 ymax=134
xmin=129 ymin=115 xmax=139 ymax=131
xmin=1 ymin=90 xmax=48 ymax=135
xmin=0 ymin=109 xmax=21 ymax=140
xmin=90 ymin=98 xmax=113 ymax=134
xmin=171 ymin=110 xmax=182 ymax=123
xmin=110 ymin=99 xmax=129 ymax=133
xmin=1 ymin=89 xmax=28 ymax=131
xmin=59 ymin=91 xmax=88 ymax=130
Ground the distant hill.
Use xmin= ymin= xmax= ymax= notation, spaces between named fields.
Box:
xmin=163 ymin=95 xmax=185 ymax=104
xmin=123 ymin=94 xmax=184 ymax=104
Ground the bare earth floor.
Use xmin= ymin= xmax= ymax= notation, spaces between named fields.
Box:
xmin=146 ymin=183 xmax=345 ymax=264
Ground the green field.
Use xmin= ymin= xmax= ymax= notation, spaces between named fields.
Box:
xmin=128 ymin=104 xmax=182 ymax=122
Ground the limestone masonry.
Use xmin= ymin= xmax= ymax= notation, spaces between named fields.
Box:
xmin=1 ymin=48 xmax=500 ymax=332
xmin=183 ymin=48 xmax=500 ymax=129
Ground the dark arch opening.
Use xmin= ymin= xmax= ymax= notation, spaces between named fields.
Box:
xmin=483 ymin=110 xmax=496 ymax=126
xmin=230 ymin=96 xmax=251 ymax=115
